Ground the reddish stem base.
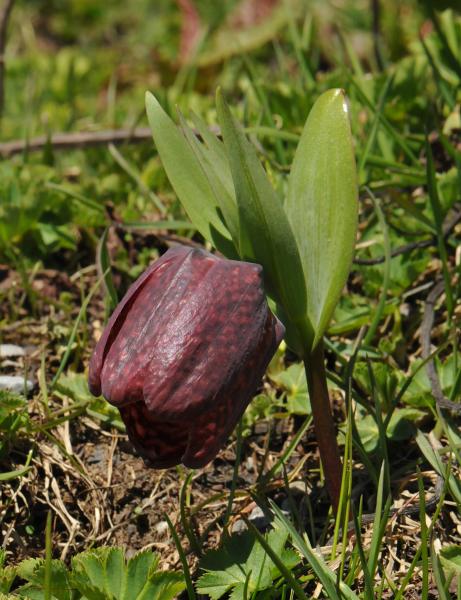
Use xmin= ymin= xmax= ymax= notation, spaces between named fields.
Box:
xmin=304 ymin=342 xmax=343 ymax=514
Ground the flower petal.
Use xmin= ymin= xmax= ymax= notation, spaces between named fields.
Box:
xmin=89 ymin=245 xmax=193 ymax=398
xmin=141 ymin=256 xmax=268 ymax=420
xmin=182 ymin=311 xmax=284 ymax=468
xmin=119 ymin=402 xmax=189 ymax=468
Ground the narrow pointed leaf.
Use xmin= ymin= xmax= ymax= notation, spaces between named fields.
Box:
xmin=190 ymin=111 xmax=231 ymax=180
xmin=178 ymin=112 xmax=240 ymax=246
xmin=286 ymin=89 xmax=358 ymax=349
xmin=145 ymin=92 xmax=237 ymax=258
xmin=97 ymin=227 xmax=118 ymax=311
xmin=215 ymin=89 xmax=310 ymax=347
xmin=270 ymin=501 xmax=359 ymax=600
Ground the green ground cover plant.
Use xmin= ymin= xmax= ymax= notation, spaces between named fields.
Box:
xmin=0 ymin=0 xmax=460 ymax=597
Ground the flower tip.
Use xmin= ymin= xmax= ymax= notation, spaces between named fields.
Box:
xmin=275 ymin=318 xmax=285 ymax=346
xmin=88 ymin=372 xmax=101 ymax=397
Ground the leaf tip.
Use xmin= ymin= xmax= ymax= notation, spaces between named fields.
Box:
xmin=337 ymin=89 xmax=350 ymax=117
xmin=145 ymin=90 xmax=155 ymax=108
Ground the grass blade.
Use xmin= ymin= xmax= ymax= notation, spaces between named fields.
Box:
xmin=270 ymin=501 xmax=359 ymax=600
xmin=363 ymin=190 xmax=391 ymax=345
xmin=164 ymin=513 xmax=196 ymax=600
xmin=108 ymin=143 xmax=166 ymax=214
xmin=97 ymin=227 xmax=118 ymax=312
xmin=44 ymin=512 xmax=52 ymax=600
xmin=244 ymin=521 xmax=309 ymax=600
xmin=425 ymin=134 xmax=454 ymax=317
xmin=50 ymin=270 xmax=108 ymax=390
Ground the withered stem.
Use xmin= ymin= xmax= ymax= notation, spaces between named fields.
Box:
xmin=304 ymin=341 xmax=342 ymax=514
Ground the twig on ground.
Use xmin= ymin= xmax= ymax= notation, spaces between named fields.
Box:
xmin=0 ymin=127 xmax=154 ymax=157
xmin=0 ymin=124 xmax=222 ymax=157
xmin=420 ymin=279 xmax=461 ymax=412
xmin=354 ymin=206 xmax=461 ymax=266
xmin=0 ymin=0 xmax=14 ymax=119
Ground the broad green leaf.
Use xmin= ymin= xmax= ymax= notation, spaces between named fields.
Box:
xmin=16 ymin=558 xmax=41 ymax=582
xmin=0 ymin=564 xmax=16 ymax=595
xmin=104 ymin=548 xmax=125 ymax=598
xmin=72 ymin=550 xmax=107 ymax=597
xmin=55 ymin=372 xmax=124 ymax=431
xmin=269 ymin=362 xmax=311 ymax=415
xmin=190 ymin=112 xmax=230 ymax=172
xmin=71 ymin=547 xmax=184 ymax=600
xmin=352 ymin=408 xmax=425 ymax=453
xmin=440 ymin=545 xmax=461 ymax=575
xmin=16 ymin=559 xmax=73 ymax=600
xmin=145 ymin=92 xmax=237 ymax=258
xmin=196 ymin=570 xmax=235 ymax=599
xmin=196 ymin=527 xmax=297 ymax=599
xmin=404 ymin=355 xmax=460 ymax=408
xmin=286 ymin=89 xmax=358 ymax=350
xmin=144 ymin=571 xmax=185 ymax=600
xmin=122 ymin=550 xmax=157 ymax=599
xmin=215 ymin=89 xmax=310 ymax=350
xmin=0 ymin=550 xmax=16 ymax=594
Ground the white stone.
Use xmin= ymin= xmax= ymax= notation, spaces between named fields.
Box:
xmin=0 ymin=376 xmax=33 ymax=394
xmin=0 ymin=345 xmax=25 ymax=358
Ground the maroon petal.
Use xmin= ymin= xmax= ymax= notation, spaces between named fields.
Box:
xmin=119 ymin=402 xmax=189 ymax=468
xmin=98 ymin=247 xmax=214 ymax=406
xmin=141 ymin=257 xmax=267 ymax=420
xmin=88 ymin=246 xmax=194 ymax=397
xmin=182 ymin=310 xmax=284 ymax=468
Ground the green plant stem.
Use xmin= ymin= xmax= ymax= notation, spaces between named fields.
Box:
xmin=223 ymin=417 xmax=244 ymax=529
xmin=304 ymin=342 xmax=342 ymax=513
xmin=44 ymin=512 xmax=52 ymax=600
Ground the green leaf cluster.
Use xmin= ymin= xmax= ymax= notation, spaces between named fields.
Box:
xmin=196 ymin=527 xmax=299 ymax=599
xmin=1 ymin=547 xmax=184 ymax=600
xmin=146 ymin=88 xmax=358 ymax=356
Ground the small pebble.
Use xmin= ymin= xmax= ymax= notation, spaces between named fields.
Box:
xmin=248 ymin=506 xmax=271 ymax=529
xmin=231 ymin=519 xmax=247 ymax=534
xmin=87 ymin=446 xmax=106 ymax=466
xmin=155 ymin=520 xmax=168 ymax=536
xmin=244 ymin=457 xmax=254 ymax=471
xmin=400 ymin=303 xmax=411 ymax=318
xmin=289 ymin=480 xmax=309 ymax=495
xmin=0 ymin=344 xmax=25 ymax=358
xmin=0 ymin=376 xmax=34 ymax=394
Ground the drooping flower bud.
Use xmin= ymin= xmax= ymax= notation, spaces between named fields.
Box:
xmin=89 ymin=245 xmax=284 ymax=468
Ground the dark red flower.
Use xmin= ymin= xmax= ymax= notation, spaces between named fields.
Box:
xmin=88 ymin=245 xmax=284 ymax=468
